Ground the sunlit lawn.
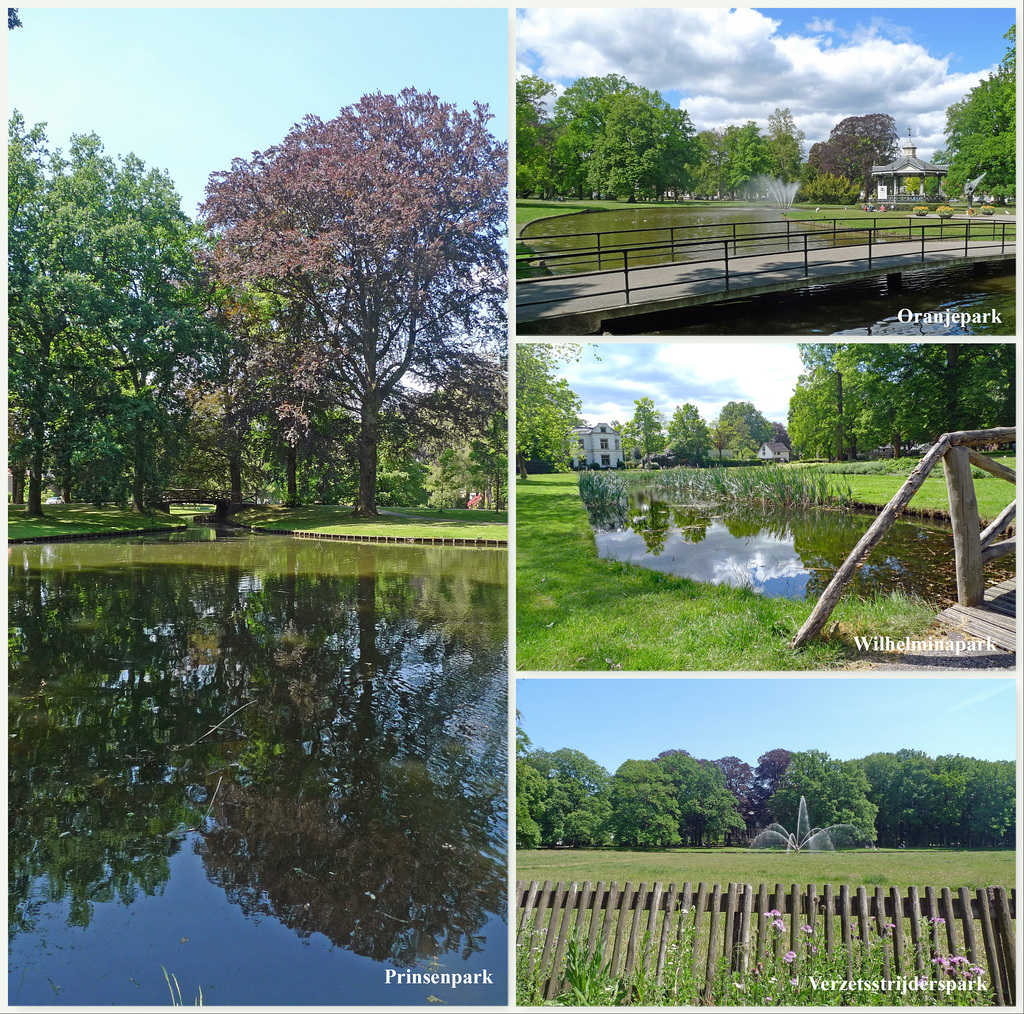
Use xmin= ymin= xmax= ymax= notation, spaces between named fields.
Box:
xmin=515 ymin=474 xmax=934 ymax=671
xmin=238 ymin=504 xmax=507 ymax=541
xmin=516 ymin=846 xmax=1016 ymax=894
xmin=8 ymin=504 xmax=188 ymax=540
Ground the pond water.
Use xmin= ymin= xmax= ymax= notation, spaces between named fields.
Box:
xmin=587 ymin=497 xmax=1013 ymax=603
xmin=609 ymin=263 xmax=1015 ymax=337
xmin=8 ymin=531 xmax=508 ymax=1006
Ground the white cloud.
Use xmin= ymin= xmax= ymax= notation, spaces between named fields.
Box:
xmin=516 ymin=8 xmax=995 ymax=156
xmin=561 ymin=342 xmax=804 ymax=426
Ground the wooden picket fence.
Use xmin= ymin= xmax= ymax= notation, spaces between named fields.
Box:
xmin=517 ymin=880 xmax=1017 ymax=1005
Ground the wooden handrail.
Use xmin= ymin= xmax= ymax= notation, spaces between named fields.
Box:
xmin=792 ymin=427 xmax=1015 ymax=647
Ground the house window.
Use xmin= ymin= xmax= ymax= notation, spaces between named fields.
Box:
xmin=614 ymin=439 xmax=620 ymax=450
xmin=600 ymin=438 xmax=609 ymax=450
xmin=601 ymin=455 xmax=611 ymax=467
xmin=578 ymin=438 xmax=585 ymax=448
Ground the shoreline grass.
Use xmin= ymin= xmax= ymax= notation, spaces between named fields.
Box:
xmin=8 ymin=504 xmax=189 ymax=541
xmin=237 ymin=504 xmax=508 ymax=541
xmin=515 ymin=846 xmax=1016 ymax=894
xmin=516 ymin=474 xmax=938 ymax=671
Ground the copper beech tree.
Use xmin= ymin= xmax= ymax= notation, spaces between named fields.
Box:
xmin=201 ymin=88 xmax=507 ymax=515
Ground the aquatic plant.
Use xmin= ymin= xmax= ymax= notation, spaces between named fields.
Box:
xmin=578 ymin=466 xmax=852 ymax=511
xmin=750 ymin=796 xmax=866 ymax=852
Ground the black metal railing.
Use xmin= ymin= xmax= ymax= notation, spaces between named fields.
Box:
xmin=517 ymin=218 xmax=1015 ymax=311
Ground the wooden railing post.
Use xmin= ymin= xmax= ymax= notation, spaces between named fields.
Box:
xmin=942 ymin=445 xmax=984 ymax=606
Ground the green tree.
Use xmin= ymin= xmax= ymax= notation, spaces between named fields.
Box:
xmin=666 ymin=403 xmax=711 ymax=464
xmin=515 ymin=344 xmax=582 ymax=477
xmin=718 ymin=400 xmax=772 ymax=456
xmin=693 ymin=127 xmax=729 ymax=199
xmin=516 ymin=74 xmax=556 ymax=197
xmin=625 ymin=396 xmax=666 ymax=463
xmin=590 ymin=89 xmax=698 ymax=201
xmin=942 ymin=25 xmax=1015 ymax=198
xmin=523 ymin=748 xmax=612 ymax=847
xmin=770 ymin=749 xmax=878 ymax=842
xmin=801 ymin=171 xmax=861 ymax=205
xmin=655 ymin=751 xmax=744 ymax=846
xmin=609 ymin=760 xmax=681 ymax=847
xmin=765 ymin=107 xmax=805 ymax=182
xmin=8 ymin=114 xmax=211 ymax=513
xmin=722 ymin=122 xmax=774 ymax=197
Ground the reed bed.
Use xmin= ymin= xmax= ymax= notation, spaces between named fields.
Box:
xmin=578 ymin=466 xmax=853 ymax=510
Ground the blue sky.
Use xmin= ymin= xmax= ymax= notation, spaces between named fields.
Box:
xmin=552 ymin=342 xmax=805 ymax=427
xmin=516 ymin=6 xmax=1015 ymax=158
xmin=7 ymin=7 xmax=508 ymax=217
xmin=516 ymin=678 xmax=1018 ymax=774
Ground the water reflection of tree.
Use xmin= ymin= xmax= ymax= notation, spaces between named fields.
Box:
xmin=8 ymin=539 xmax=507 ymax=962
xmin=625 ymin=500 xmax=672 ymax=555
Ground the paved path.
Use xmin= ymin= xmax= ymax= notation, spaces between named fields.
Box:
xmin=517 ymin=234 xmax=1015 ymax=332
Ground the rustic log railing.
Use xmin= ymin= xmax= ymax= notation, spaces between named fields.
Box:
xmin=517 ymin=879 xmax=1017 ymax=1005
xmin=792 ymin=427 xmax=1015 ymax=647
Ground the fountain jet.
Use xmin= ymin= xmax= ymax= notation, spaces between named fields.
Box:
xmin=752 ymin=175 xmax=800 ymax=209
xmin=749 ymin=795 xmax=866 ymax=851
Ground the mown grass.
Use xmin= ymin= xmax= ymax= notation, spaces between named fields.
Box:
xmin=787 ymin=456 xmax=1015 ymax=521
xmin=382 ymin=506 xmax=507 ymax=524
xmin=516 ymin=197 xmax=752 ymax=229
xmin=515 ymin=474 xmax=934 ymax=672
xmin=237 ymin=504 xmax=507 ymax=541
xmin=8 ymin=504 xmax=188 ymax=541
xmin=516 ymin=846 xmax=1016 ymax=894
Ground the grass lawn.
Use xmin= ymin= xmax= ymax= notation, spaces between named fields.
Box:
xmin=515 ymin=474 xmax=935 ymax=671
xmin=8 ymin=504 xmax=188 ymax=541
xmin=237 ymin=504 xmax=507 ymax=541
xmin=516 ymin=197 xmax=751 ymax=230
xmin=790 ymin=457 xmax=1016 ymax=521
xmin=516 ymin=847 xmax=1016 ymax=894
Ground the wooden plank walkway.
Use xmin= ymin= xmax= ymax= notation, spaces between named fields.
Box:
xmin=935 ymin=577 xmax=1016 ymax=651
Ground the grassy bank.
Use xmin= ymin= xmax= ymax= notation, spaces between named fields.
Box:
xmin=516 ymin=474 xmax=934 ymax=671
xmin=516 ymin=846 xmax=1015 ymax=894
xmin=794 ymin=456 xmax=1015 ymax=520
xmin=516 ymin=197 xmax=750 ymax=230
xmin=237 ymin=504 xmax=508 ymax=541
xmin=8 ymin=504 xmax=189 ymax=541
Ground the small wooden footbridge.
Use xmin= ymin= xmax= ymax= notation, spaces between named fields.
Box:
xmin=149 ymin=488 xmax=256 ymax=522
xmin=793 ymin=427 xmax=1016 ymax=651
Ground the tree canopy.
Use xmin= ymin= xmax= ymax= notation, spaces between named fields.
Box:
xmin=515 ymin=344 xmax=582 ymax=477
xmin=202 ymin=88 xmax=507 ymax=516
xmin=941 ymin=25 xmax=1016 ymax=198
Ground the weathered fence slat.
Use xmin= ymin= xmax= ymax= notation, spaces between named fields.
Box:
xmin=517 ymin=880 xmax=1016 ymax=1005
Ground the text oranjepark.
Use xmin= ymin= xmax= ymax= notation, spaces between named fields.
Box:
xmin=896 ymin=308 xmax=1002 ymax=325
xmin=384 ymin=969 xmax=494 ymax=988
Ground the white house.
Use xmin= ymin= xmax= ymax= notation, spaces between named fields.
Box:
xmin=571 ymin=422 xmax=624 ymax=469
xmin=758 ymin=441 xmax=791 ymax=463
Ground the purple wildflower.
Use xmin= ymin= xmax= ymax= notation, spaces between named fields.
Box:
xmin=783 ymin=951 xmax=796 ymax=964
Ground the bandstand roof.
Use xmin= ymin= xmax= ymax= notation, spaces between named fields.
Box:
xmin=872 ymin=133 xmax=948 ymax=176
xmin=872 ymin=152 xmax=948 ymax=175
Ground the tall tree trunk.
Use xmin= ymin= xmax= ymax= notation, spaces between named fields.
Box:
xmin=354 ymin=398 xmax=379 ymax=517
xmin=835 ymin=370 xmax=844 ymax=461
xmin=229 ymin=455 xmax=242 ymax=501
xmin=11 ymin=469 xmax=26 ymax=505
xmin=285 ymin=443 xmax=298 ymax=504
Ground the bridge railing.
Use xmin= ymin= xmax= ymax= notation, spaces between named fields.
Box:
xmin=517 ymin=219 xmax=1015 ymax=311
